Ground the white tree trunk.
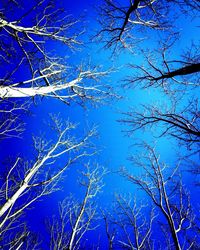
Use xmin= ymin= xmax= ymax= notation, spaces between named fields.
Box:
xmin=0 ymin=79 xmax=80 ymax=98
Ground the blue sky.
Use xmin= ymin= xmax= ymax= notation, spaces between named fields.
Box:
xmin=0 ymin=0 xmax=200 ymax=249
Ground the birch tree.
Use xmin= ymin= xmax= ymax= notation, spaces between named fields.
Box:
xmin=0 ymin=99 xmax=28 ymax=139
xmin=0 ymin=224 xmax=40 ymax=250
xmin=0 ymin=116 xmax=96 ymax=248
xmin=48 ymin=164 xmax=106 ymax=250
xmin=0 ymin=0 xmax=111 ymax=103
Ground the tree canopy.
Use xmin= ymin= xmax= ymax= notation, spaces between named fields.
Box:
xmin=0 ymin=0 xmax=199 ymax=249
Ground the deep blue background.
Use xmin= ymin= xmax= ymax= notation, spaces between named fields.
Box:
xmin=0 ymin=0 xmax=199 ymax=248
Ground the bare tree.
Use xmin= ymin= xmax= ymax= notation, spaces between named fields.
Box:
xmin=0 ymin=0 xmax=115 ymax=145
xmin=97 ymin=0 xmax=168 ymax=50
xmin=96 ymin=1 xmax=200 ymax=248
xmin=98 ymin=0 xmax=199 ymax=50
xmin=0 ymin=223 xmax=40 ymax=250
xmin=121 ymin=100 xmax=200 ymax=153
xmin=112 ymin=194 xmax=156 ymax=250
xmin=48 ymin=164 xmax=106 ymax=250
xmin=0 ymin=68 xmax=112 ymax=105
xmin=0 ymin=1 xmax=113 ymax=248
xmin=0 ymin=99 xmax=28 ymax=139
xmin=102 ymin=210 xmax=116 ymax=250
xmin=0 ymin=116 xmax=96 ymax=247
xmin=126 ymin=43 xmax=200 ymax=93
xmin=0 ymin=0 xmax=112 ymax=103
xmin=0 ymin=0 xmax=80 ymax=69
xmin=0 ymin=0 xmax=78 ymax=84
xmin=121 ymin=144 xmax=197 ymax=250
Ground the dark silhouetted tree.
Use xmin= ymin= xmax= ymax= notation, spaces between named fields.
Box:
xmin=121 ymin=144 xmax=198 ymax=250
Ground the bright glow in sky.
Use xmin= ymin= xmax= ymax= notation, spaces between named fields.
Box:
xmin=0 ymin=0 xmax=199 ymax=249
